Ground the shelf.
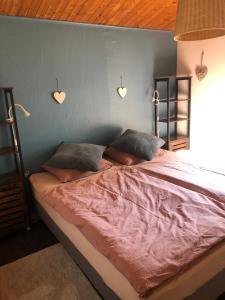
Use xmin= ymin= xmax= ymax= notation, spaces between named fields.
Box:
xmin=162 ymin=136 xmax=189 ymax=151
xmin=154 ymin=75 xmax=191 ymax=152
xmin=0 ymin=172 xmax=22 ymax=188
xmin=0 ymin=87 xmax=13 ymax=91
xmin=154 ymin=75 xmax=192 ymax=81
xmin=159 ymin=98 xmax=190 ymax=103
xmin=159 ymin=116 xmax=189 ymax=123
xmin=0 ymin=147 xmax=17 ymax=156
xmin=161 ymin=135 xmax=188 ymax=142
xmin=0 ymin=88 xmax=29 ymax=237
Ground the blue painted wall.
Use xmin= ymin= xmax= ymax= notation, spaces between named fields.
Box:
xmin=0 ymin=16 xmax=176 ymax=172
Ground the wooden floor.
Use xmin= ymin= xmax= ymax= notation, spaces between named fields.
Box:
xmin=0 ymin=221 xmax=58 ymax=267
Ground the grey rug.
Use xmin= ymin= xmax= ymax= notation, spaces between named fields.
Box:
xmin=0 ymin=243 xmax=101 ymax=300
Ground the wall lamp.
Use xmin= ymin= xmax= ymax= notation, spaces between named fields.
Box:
xmin=6 ymin=104 xmax=31 ymax=123
xmin=5 ymin=103 xmax=31 ymax=150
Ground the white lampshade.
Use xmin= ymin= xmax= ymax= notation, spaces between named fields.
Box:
xmin=174 ymin=0 xmax=225 ymax=41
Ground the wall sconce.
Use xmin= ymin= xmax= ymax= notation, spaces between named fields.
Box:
xmin=6 ymin=104 xmax=31 ymax=123
xmin=5 ymin=104 xmax=31 ymax=150
xmin=174 ymin=0 xmax=225 ymax=41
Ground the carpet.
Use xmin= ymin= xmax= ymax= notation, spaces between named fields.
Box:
xmin=0 ymin=243 xmax=101 ymax=300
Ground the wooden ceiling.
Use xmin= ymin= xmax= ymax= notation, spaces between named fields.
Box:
xmin=0 ymin=0 xmax=178 ymax=31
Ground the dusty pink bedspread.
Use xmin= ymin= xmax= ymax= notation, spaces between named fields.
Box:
xmin=40 ymin=151 xmax=225 ymax=298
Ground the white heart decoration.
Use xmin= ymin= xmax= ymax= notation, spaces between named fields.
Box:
xmin=53 ymin=91 xmax=66 ymax=104
xmin=117 ymin=87 xmax=127 ymax=99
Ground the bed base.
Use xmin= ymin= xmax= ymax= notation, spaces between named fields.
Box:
xmin=35 ymin=201 xmax=225 ymax=300
xmin=35 ymin=201 xmax=120 ymax=300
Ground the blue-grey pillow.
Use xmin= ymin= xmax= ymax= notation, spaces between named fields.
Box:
xmin=110 ymin=129 xmax=165 ymax=161
xmin=45 ymin=143 xmax=106 ymax=172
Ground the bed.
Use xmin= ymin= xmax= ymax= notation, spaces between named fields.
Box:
xmin=29 ymin=150 xmax=225 ymax=300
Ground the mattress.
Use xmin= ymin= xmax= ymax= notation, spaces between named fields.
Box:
xmin=30 ymin=172 xmax=225 ymax=300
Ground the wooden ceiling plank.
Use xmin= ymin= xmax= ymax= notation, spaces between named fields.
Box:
xmin=14 ymin=2 xmax=24 ymax=16
xmin=66 ymin=0 xmax=87 ymax=22
xmin=139 ymin=11 xmax=168 ymax=28
xmin=77 ymin=0 xmax=118 ymax=22
xmin=124 ymin=1 xmax=157 ymax=27
xmin=106 ymin=0 xmax=141 ymax=26
xmin=43 ymin=0 xmax=62 ymax=20
xmin=99 ymin=1 xmax=126 ymax=20
xmin=87 ymin=0 xmax=111 ymax=23
xmin=0 ymin=0 xmax=177 ymax=30
xmin=14 ymin=0 xmax=34 ymax=17
xmin=77 ymin=0 xmax=105 ymax=19
xmin=51 ymin=0 xmax=70 ymax=20
xmin=8 ymin=0 xmax=20 ymax=16
xmin=26 ymin=0 xmax=43 ymax=18
xmin=56 ymin=0 xmax=80 ymax=21
xmin=120 ymin=0 xmax=156 ymax=28
xmin=93 ymin=0 xmax=126 ymax=24
xmin=154 ymin=10 xmax=176 ymax=30
xmin=0 ymin=1 xmax=4 ymax=13
xmin=138 ymin=2 xmax=177 ymax=29
xmin=91 ymin=0 xmax=118 ymax=25
xmin=124 ymin=1 xmax=171 ymax=29
xmin=0 ymin=0 xmax=9 ymax=15
xmin=163 ymin=20 xmax=176 ymax=31
xmin=0 ymin=0 xmax=18 ymax=16
xmin=35 ymin=0 xmax=50 ymax=19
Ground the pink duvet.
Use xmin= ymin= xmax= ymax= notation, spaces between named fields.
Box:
xmin=40 ymin=151 xmax=225 ymax=298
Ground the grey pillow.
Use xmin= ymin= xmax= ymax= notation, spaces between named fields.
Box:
xmin=110 ymin=129 xmax=165 ymax=161
xmin=45 ymin=143 xmax=106 ymax=172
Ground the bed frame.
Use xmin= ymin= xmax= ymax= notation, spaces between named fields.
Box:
xmin=35 ymin=201 xmax=225 ymax=300
xmin=35 ymin=201 xmax=120 ymax=300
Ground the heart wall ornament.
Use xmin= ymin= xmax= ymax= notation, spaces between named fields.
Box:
xmin=196 ymin=66 xmax=208 ymax=81
xmin=52 ymin=91 xmax=66 ymax=104
xmin=117 ymin=87 xmax=127 ymax=99
xmin=195 ymin=51 xmax=208 ymax=82
xmin=117 ymin=76 xmax=127 ymax=99
xmin=52 ymin=78 xmax=66 ymax=104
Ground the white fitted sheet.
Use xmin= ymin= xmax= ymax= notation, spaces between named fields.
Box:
xmin=30 ymin=172 xmax=225 ymax=300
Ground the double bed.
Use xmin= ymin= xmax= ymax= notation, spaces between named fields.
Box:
xmin=29 ymin=150 xmax=225 ymax=300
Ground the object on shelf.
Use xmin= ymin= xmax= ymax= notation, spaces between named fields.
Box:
xmin=152 ymin=90 xmax=160 ymax=137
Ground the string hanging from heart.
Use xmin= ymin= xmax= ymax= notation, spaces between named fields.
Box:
xmin=56 ymin=78 xmax=59 ymax=91
xmin=120 ymin=76 xmax=123 ymax=88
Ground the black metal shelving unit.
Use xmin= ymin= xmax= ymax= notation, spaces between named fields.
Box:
xmin=154 ymin=76 xmax=192 ymax=151
xmin=0 ymin=87 xmax=29 ymax=237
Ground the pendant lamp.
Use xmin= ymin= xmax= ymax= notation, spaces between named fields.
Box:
xmin=174 ymin=0 xmax=225 ymax=41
